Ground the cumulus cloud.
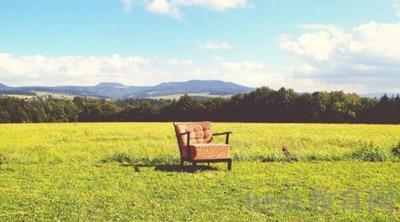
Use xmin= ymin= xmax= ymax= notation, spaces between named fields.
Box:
xmin=0 ymin=53 xmax=169 ymax=86
xmin=1 ymin=50 xmax=396 ymax=93
xmin=146 ymin=0 xmax=181 ymax=17
xmin=279 ymin=24 xmax=348 ymax=62
xmin=174 ymin=0 xmax=248 ymax=11
xmin=218 ymin=61 xmax=273 ymax=86
xmin=0 ymin=53 xmax=277 ymax=88
xmin=217 ymin=60 xmax=349 ymax=92
xmin=395 ymin=0 xmax=400 ymax=16
xmin=278 ymin=21 xmax=400 ymax=93
xmin=201 ymin=42 xmax=234 ymax=50
xmin=145 ymin=0 xmax=249 ymax=18
xmin=121 ymin=0 xmax=134 ymax=11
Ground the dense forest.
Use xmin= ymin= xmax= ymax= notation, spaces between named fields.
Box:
xmin=0 ymin=87 xmax=399 ymax=123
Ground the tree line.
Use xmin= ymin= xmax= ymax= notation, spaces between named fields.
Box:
xmin=0 ymin=87 xmax=399 ymax=123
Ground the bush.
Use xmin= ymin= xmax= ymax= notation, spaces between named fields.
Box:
xmin=261 ymin=154 xmax=278 ymax=162
xmin=306 ymin=155 xmax=342 ymax=161
xmin=0 ymin=153 xmax=5 ymax=165
xmin=391 ymin=142 xmax=400 ymax=157
xmin=260 ymin=154 xmax=300 ymax=163
xmin=101 ymin=152 xmax=133 ymax=165
xmin=100 ymin=153 xmax=178 ymax=166
xmin=285 ymin=154 xmax=300 ymax=162
xmin=352 ymin=147 xmax=390 ymax=162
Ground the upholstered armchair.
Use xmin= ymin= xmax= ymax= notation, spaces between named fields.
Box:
xmin=173 ymin=122 xmax=232 ymax=170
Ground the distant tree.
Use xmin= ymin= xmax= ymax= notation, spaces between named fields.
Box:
xmin=0 ymin=88 xmax=399 ymax=124
xmin=0 ymin=110 xmax=11 ymax=123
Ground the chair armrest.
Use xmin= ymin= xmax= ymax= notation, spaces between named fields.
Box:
xmin=177 ymin=132 xmax=191 ymax=146
xmin=176 ymin=132 xmax=191 ymax=158
xmin=213 ymin=132 xmax=232 ymax=144
xmin=213 ymin=132 xmax=232 ymax=136
xmin=176 ymin=132 xmax=190 ymax=137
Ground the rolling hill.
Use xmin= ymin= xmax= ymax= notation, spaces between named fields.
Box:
xmin=0 ymin=80 xmax=254 ymax=99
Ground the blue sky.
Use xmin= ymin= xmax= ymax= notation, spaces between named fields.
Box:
xmin=1 ymin=0 xmax=400 ymax=93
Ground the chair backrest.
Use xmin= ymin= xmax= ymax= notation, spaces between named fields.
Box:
xmin=173 ymin=122 xmax=213 ymax=158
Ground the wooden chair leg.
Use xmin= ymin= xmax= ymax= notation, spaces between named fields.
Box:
xmin=207 ymin=162 xmax=210 ymax=166
xmin=180 ymin=160 xmax=184 ymax=166
xmin=192 ymin=162 xmax=197 ymax=167
xmin=227 ymin=160 xmax=232 ymax=171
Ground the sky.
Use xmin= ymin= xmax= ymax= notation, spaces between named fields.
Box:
xmin=0 ymin=0 xmax=400 ymax=93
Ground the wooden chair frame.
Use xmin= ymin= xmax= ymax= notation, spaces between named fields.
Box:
xmin=173 ymin=122 xmax=232 ymax=171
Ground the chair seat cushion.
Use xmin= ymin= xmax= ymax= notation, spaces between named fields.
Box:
xmin=188 ymin=143 xmax=230 ymax=160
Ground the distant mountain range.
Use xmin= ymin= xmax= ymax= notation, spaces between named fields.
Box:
xmin=360 ymin=92 xmax=399 ymax=98
xmin=1 ymin=81 xmax=398 ymax=100
xmin=0 ymin=80 xmax=254 ymax=99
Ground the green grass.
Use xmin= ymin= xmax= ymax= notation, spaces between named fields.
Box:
xmin=0 ymin=123 xmax=399 ymax=221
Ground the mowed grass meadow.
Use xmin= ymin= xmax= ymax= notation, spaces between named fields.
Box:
xmin=1 ymin=123 xmax=400 ymax=221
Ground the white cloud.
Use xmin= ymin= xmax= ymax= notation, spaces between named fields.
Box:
xmin=145 ymin=0 xmax=249 ymax=18
xmin=201 ymin=42 xmax=234 ymax=50
xmin=173 ymin=0 xmax=248 ymax=11
xmin=1 ymin=50 xmax=397 ymax=93
xmin=0 ymin=52 xmax=290 ymax=90
xmin=121 ymin=0 xmax=133 ymax=11
xmin=395 ymin=0 xmax=400 ymax=16
xmin=280 ymin=21 xmax=400 ymax=64
xmin=146 ymin=0 xmax=181 ymax=17
xmin=279 ymin=25 xmax=349 ymax=62
xmin=0 ymin=53 xmax=158 ymax=86
xmin=0 ymin=53 xmax=275 ymax=87
xmin=278 ymin=21 xmax=400 ymax=93
xmin=216 ymin=61 xmax=299 ymax=88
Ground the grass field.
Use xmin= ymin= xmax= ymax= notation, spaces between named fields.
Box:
xmin=0 ymin=123 xmax=400 ymax=221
